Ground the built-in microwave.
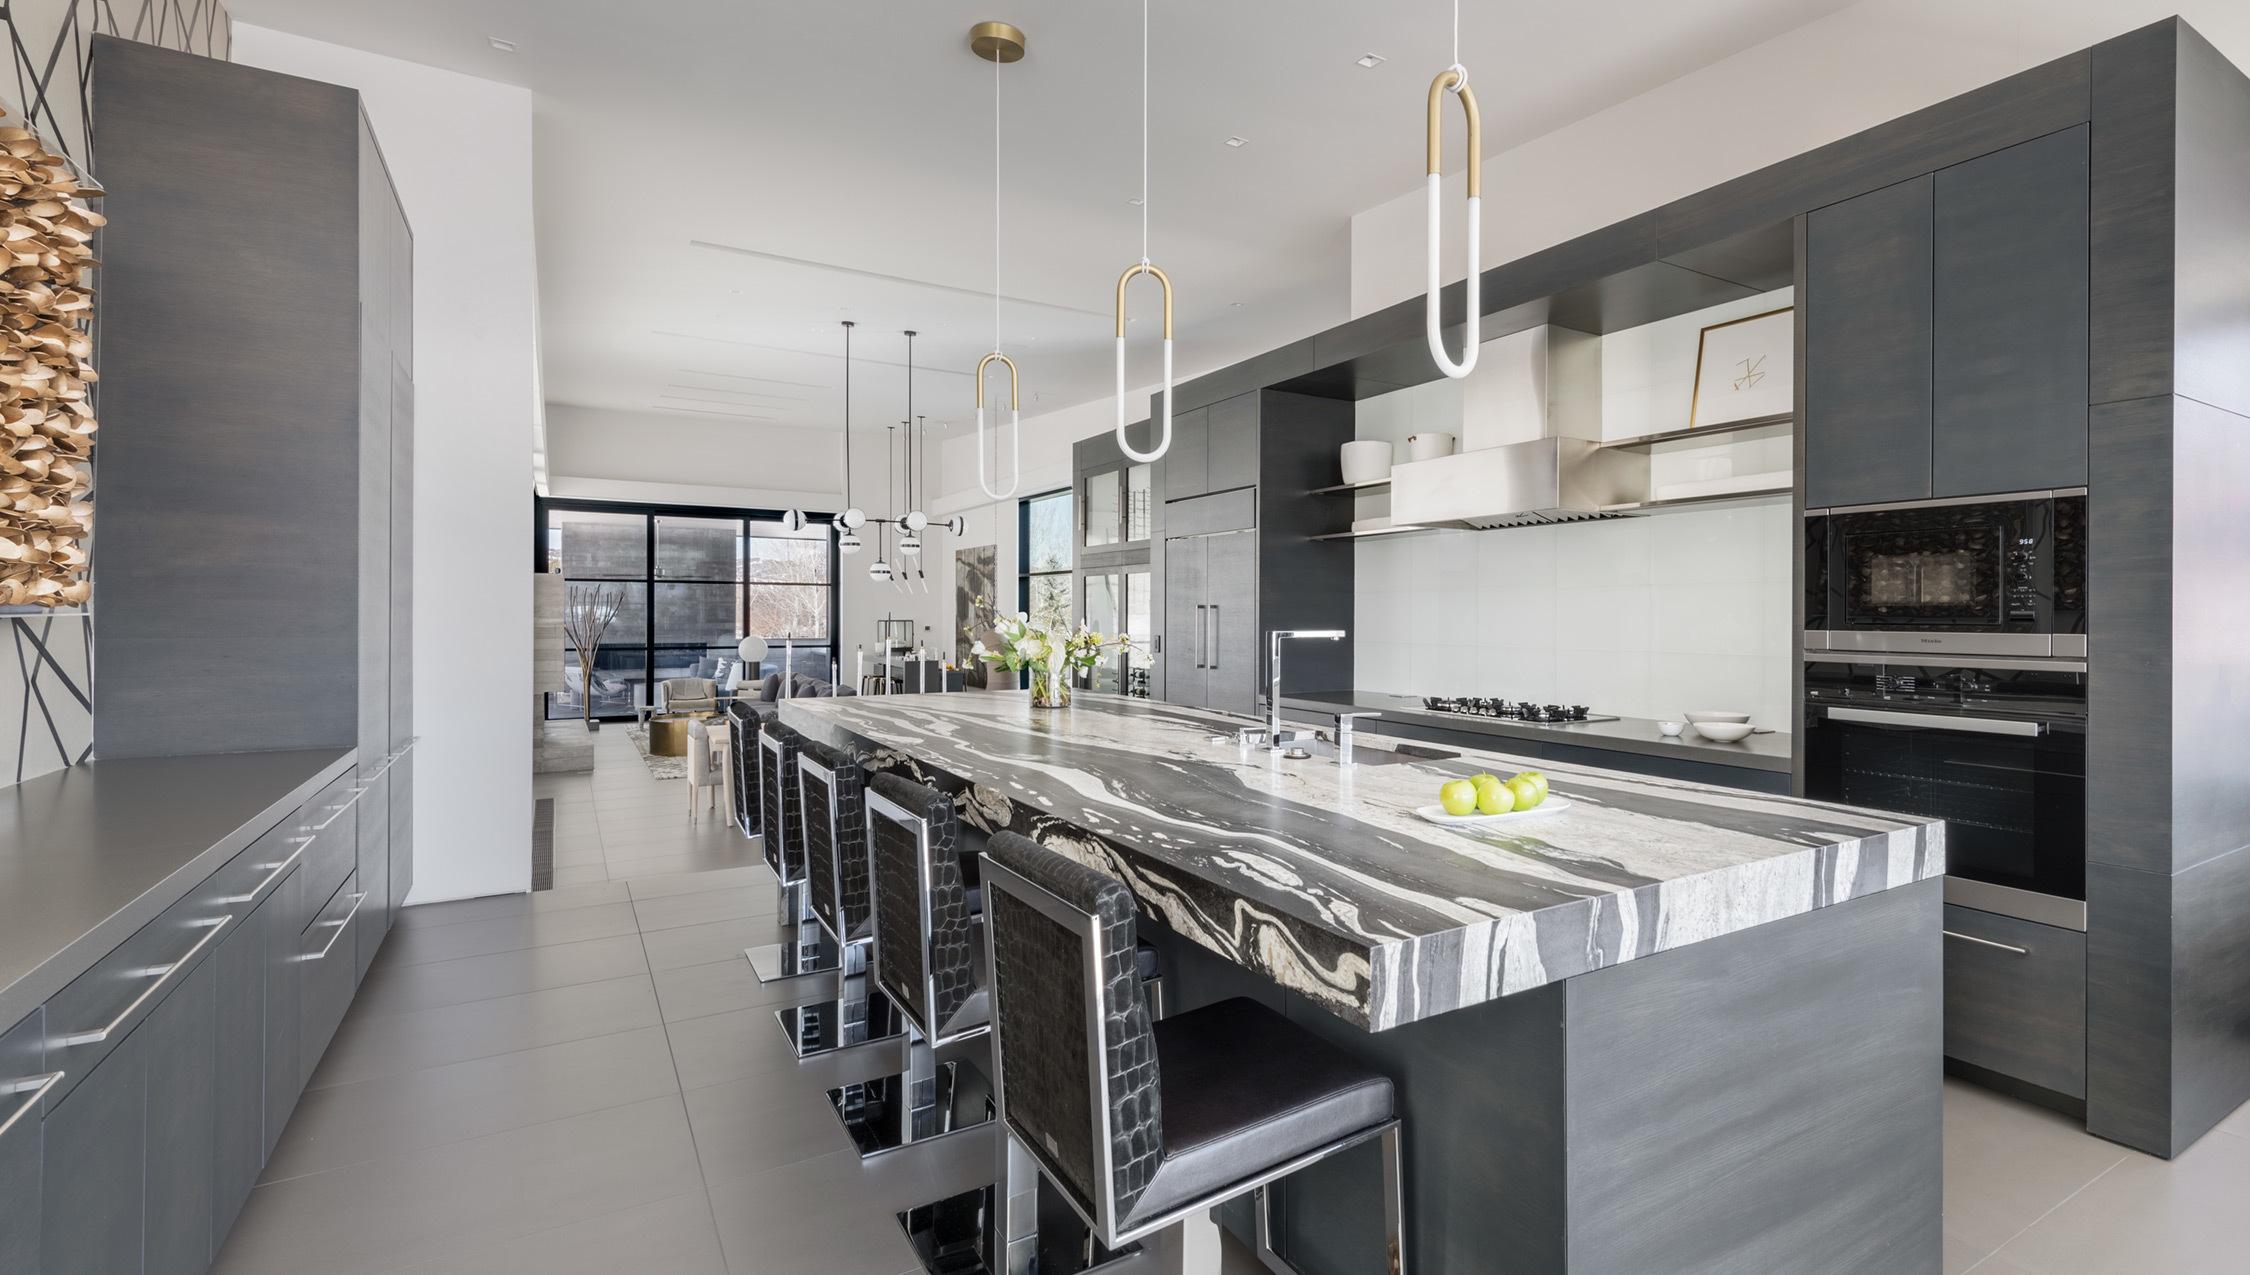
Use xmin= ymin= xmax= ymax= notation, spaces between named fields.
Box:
xmin=1805 ymin=489 xmax=2086 ymax=661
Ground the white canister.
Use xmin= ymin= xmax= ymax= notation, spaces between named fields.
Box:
xmin=1339 ymin=440 xmax=1393 ymax=486
xmin=1406 ymin=432 xmax=1456 ymax=462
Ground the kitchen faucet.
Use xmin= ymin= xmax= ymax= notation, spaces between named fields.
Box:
xmin=1265 ymin=630 xmax=1346 ymax=751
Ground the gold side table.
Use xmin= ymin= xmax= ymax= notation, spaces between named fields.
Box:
xmin=649 ymin=713 xmax=701 ymax=757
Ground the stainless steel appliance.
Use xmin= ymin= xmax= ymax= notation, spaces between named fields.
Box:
xmin=1805 ymin=489 xmax=2086 ymax=662
xmin=1419 ymin=699 xmax=1618 ymax=725
xmin=1803 ymin=659 xmax=2085 ymax=914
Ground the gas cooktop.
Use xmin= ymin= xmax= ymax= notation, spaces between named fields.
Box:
xmin=1418 ymin=698 xmax=1619 ymax=725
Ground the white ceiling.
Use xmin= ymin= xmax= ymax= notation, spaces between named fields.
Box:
xmin=225 ymin=0 xmax=1855 ymax=441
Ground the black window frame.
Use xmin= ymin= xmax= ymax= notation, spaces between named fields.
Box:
xmin=535 ymin=494 xmax=842 ymax=720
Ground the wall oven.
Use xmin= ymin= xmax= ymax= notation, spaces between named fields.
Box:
xmin=1804 ymin=660 xmax=2085 ymax=911
xmin=1806 ymin=489 xmax=2086 ymax=661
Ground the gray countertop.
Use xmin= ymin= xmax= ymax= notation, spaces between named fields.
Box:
xmin=781 ymin=692 xmax=1939 ymax=1031
xmin=1280 ymin=692 xmax=1793 ymax=773
xmin=0 ymin=749 xmax=354 ymax=1027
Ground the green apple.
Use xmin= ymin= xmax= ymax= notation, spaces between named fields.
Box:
xmin=1513 ymin=771 xmax=1550 ymax=801
xmin=1507 ymin=775 xmax=1543 ymax=809
xmin=1439 ymin=780 xmax=1480 ymax=816
xmin=1476 ymin=781 xmax=1516 ymax=815
xmin=1469 ymin=772 xmax=1499 ymax=788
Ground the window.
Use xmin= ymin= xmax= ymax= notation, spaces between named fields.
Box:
xmin=1019 ymin=488 xmax=1073 ymax=637
xmin=542 ymin=500 xmax=838 ymax=720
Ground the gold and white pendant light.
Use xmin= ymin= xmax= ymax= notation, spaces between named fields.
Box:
xmin=1113 ymin=0 xmax=1173 ymax=463
xmin=837 ymin=320 xmax=867 ymax=553
xmin=971 ymin=21 xmax=1025 ymax=499
xmin=1425 ymin=0 xmax=1481 ymax=378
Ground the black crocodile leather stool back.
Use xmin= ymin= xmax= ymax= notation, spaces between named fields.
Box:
xmin=796 ymin=737 xmax=870 ymax=944
xmin=865 ymin=772 xmax=983 ymax=1043
xmin=726 ymin=700 xmax=765 ymax=836
xmin=757 ymin=719 xmax=806 ymax=884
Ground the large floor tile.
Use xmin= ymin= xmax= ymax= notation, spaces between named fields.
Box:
xmin=652 ymin=955 xmax=831 ymax=1022
xmin=664 ymin=1005 xmax=903 ymax=1092
xmin=628 ymin=863 xmax=772 ymax=899
xmin=1942 ymin=1079 xmax=2128 ymax=1254
xmin=380 ymin=1190 xmax=727 ymax=1275
xmin=680 ymin=1071 xmax=863 ymax=1186
xmin=379 ymin=902 xmax=642 ymax=966
xmin=1983 ymin=1127 xmax=2250 ymax=1274
xmin=397 ymin=880 xmax=629 ymax=928
xmin=212 ymin=1096 xmax=705 ymax=1275
xmin=706 ymin=1149 xmax=933 ymax=1275
xmin=641 ymin=913 xmax=798 ymax=972
xmin=633 ymin=883 xmax=780 ymax=932
xmin=353 ymin=933 xmax=650 ymax=1018
xmin=264 ymin=1025 xmax=680 ymax=1182
xmin=308 ymin=974 xmax=663 ymax=1088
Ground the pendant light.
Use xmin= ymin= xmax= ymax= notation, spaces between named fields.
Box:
xmin=1425 ymin=0 xmax=1481 ymax=378
xmin=1113 ymin=0 xmax=1174 ymax=464
xmin=900 ymin=330 xmax=925 ymax=555
xmin=869 ymin=423 xmax=895 ymax=582
xmin=971 ymin=21 xmax=1024 ymax=499
xmin=838 ymin=321 xmax=867 ymax=552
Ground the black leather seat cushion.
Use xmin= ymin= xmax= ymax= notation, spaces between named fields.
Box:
xmin=1123 ymin=997 xmax=1393 ymax=1228
xmin=1135 ymin=940 xmax=1159 ymax=984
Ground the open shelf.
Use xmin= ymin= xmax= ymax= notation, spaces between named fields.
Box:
xmin=1308 ymin=477 xmax=1392 ymax=497
xmin=1308 ymin=522 xmax=1437 ymax=542
xmin=1599 ymin=486 xmax=1792 ymax=515
xmin=1598 ymin=413 xmax=1794 ymax=451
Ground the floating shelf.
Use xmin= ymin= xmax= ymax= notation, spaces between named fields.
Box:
xmin=1599 ymin=485 xmax=1793 ymax=515
xmin=1308 ymin=477 xmax=1393 ymax=496
xmin=1308 ymin=522 xmax=1436 ymax=542
xmin=1598 ymin=413 xmax=1794 ymax=451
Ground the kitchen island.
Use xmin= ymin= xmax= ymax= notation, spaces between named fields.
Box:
xmin=781 ymin=691 xmax=1946 ymax=1274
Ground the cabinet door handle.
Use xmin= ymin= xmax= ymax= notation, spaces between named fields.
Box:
xmin=303 ymin=893 xmax=368 ymax=963
xmin=0 ymin=1071 xmax=62 ymax=1141
xmin=1194 ymin=605 xmax=1207 ymax=668
xmin=220 ymin=836 xmax=313 ymax=905
xmin=312 ymin=786 xmax=371 ymax=830
xmin=1943 ymin=930 xmax=2029 ymax=955
xmin=58 ymin=916 xmax=232 ymax=1046
xmin=1207 ymin=606 xmax=1220 ymax=670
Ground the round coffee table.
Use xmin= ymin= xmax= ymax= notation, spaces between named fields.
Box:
xmin=648 ymin=713 xmax=707 ymax=757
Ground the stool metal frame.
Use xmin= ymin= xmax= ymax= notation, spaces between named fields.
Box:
xmin=745 ymin=721 xmax=838 ymax=983
xmin=774 ymin=743 xmax=902 ymax=1060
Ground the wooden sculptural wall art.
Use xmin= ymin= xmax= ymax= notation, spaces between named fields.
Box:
xmin=0 ymin=108 xmax=99 ymax=609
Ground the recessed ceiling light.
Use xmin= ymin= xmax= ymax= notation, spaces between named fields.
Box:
xmin=1355 ymin=53 xmax=1385 ymax=69
xmin=1230 ymin=301 xmax=1244 ymax=308
xmin=1128 ymin=197 xmax=1144 ymax=206
xmin=1224 ymin=136 xmax=1249 ymax=148
xmin=488 ymin=36 xmax=517 ymax=51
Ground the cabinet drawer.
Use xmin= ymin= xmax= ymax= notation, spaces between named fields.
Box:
xmin=300 ymin=871 xmax=365 ymax=1085
xmin=0 ymin=1008 xmax=43 ymax=1273
xmin=44 ymin=885 xmax=234 ymax=1107
xmin=200 ymin=819 xmax=316 ymax=923
xmin=1165 ymin=487 xmax=1256 ymax=537
xmin=1942 ymin=904 xmax=2085 ymax=1098
xmin=299 ymin=771 xmax=366 ymax=915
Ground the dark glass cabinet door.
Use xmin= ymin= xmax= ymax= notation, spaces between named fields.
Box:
xmin=1932 ymin=125 xmax=2090 ymax=497
xmin=1805 ymin=175 xmax=1935 ymax=508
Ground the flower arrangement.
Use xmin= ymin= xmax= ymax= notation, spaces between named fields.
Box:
xmin=969 ymin=599 xmax=1144 ymax=708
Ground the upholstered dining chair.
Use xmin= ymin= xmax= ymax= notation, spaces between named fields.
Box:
xmin=980 ymin=831 xmax=1404 ymax=1273
xmin=685 ymin=718 xmax=723 ymax=824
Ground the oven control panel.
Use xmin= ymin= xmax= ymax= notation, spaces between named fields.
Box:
xmin=2007 ymin=536 xmax=2040 ymax=620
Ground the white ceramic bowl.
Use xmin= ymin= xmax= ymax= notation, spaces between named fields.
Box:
xmin=1684 ymin=710 xmax=1751 ymax=724
xmin=1692 ymin=721 xmax=1755 ymax=743
xmin=1339 ymin=440 xmax=1394 ymax=485
xmin=1658 ymin=721 xmax=1685 ymax=737
xmin=1406 ymin=432 xmax=1456 ymax=462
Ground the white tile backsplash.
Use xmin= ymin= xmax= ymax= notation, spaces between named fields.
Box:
xmin=1355 ymin=505 xmax=1793 ymax=728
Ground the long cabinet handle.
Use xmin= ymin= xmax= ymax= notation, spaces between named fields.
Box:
xmin=1208 ymin=605 xmax=1220 ymax=670
xmin=220 ymin=836 xmax=312 ymax=905
xmin=58 ymin=916 xmax=232 ymax=1046
xmin=1826 ymin=706 xmax=2044 ymax=737
xmin=1943 ymin=930 xmax=2030 ymax=955
xmin=303 ymin=893 xmax=368 ymax=963
xmin=0 ymin=1071 xmax=62 ymax=1141
xmin=312 ymin=786 xmax=371 ymax=830
xmin=1193 ymin=605 xmax=1207 ymax=669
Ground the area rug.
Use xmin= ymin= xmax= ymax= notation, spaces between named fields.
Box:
xmin=626 ymin=725 xmax=688 ymax=781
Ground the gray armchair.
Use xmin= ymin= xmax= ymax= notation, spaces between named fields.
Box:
xmin=656 ymin=677 xmax=719 ymax=714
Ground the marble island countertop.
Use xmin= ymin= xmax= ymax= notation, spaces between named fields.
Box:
xmin=780 ymin=692 xmax=1942 ymax=1031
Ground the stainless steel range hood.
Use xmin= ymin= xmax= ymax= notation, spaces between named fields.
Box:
xmin=1389 ymin=325 xmax=1648 ymax=529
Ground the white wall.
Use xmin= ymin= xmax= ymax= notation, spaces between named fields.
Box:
xmin=233 ymin=26 xmax=538 ymax=904
xmin=547 ymin=404 xmax=842 ymax=509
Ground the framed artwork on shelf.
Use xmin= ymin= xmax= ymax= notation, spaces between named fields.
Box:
xmin=1689 ymin=307 xmax=1794 ymax=428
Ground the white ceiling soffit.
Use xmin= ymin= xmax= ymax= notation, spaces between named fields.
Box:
xmin=225 ymin=0 xmax=1857 ymax=434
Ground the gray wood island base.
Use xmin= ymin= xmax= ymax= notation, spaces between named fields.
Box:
xmin=780 ymin=692 xmax=1947 ymax=1274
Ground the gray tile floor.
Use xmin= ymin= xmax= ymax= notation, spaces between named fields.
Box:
xmin=209 ymin=729 xmax=2250 ymax=1273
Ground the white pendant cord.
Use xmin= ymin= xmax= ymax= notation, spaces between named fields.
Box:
xmin=1115 ymin=0 xmax=1173 ymax=464
xmin=1426 ymin=0 xmax=1480 ymax=379
xmin=976 ymin=47 xmax=1022 ymax=500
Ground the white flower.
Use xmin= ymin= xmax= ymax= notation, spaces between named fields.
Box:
xmin=969 ymin=640 xmax=988 ymax=657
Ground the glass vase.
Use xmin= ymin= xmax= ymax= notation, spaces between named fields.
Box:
xmin=1030 ymin=665 xmax=1071 ymax=709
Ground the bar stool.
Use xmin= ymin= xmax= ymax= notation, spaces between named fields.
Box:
xmin=980 ymin=831 xmax=1405 ymax=1275
xmin=828 ymin=772 xmax=997 ymax=1157
xmin=724 ymin=699 xmax=764 ymax=838
xmin=745 ymin=719 xmax=838 ymax=983
xmin=774 ymin=738 xmax=903 ymax=1060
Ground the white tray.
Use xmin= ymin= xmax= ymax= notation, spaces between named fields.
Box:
xmin=1414 ymin=796 xmax=1573 ymax=826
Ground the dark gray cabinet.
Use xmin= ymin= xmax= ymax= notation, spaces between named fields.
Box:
xmin=1162 ymin=406 xmax=1210 ymax=500
xmin=143 ymin=958 xmax=215 ymax=1275
xmin=1932 ymin=125 xmax=2090 ymax=496
xmin=1160 ymin=530 xmax=1259 ymax=717
xmin=1162 ymin=534 xmax=1208 ymax=709
xmin=262 ymin=867 xmax=303 ymax=1163
xmin=356 ymin=771 xmax=390 ymax=983
xmin=301 ymin=871 xmax=364 ymax=1087
xmin=1805 ymin=175 xmax=1935 ymax=508
xmin=212 ymin=887 xmax=272 ymax=1243
xmin=1943 ymin=904 xmax=2087 ymax=1100
xmin=41 ymin=1016 xmax=147 ymax=1275
xmin=0 ymin=1010 xmax=43 ymax=1273
xmin=1206 ymin=393 xmax=1259 ymax=495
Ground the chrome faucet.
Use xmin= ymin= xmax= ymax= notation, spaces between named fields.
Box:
xmin=1266 ymin=630 xmax=1346 ymax=751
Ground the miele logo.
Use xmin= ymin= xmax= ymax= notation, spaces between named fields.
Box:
xmin=1920 ymin=638 xmax=1942 ymax=643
